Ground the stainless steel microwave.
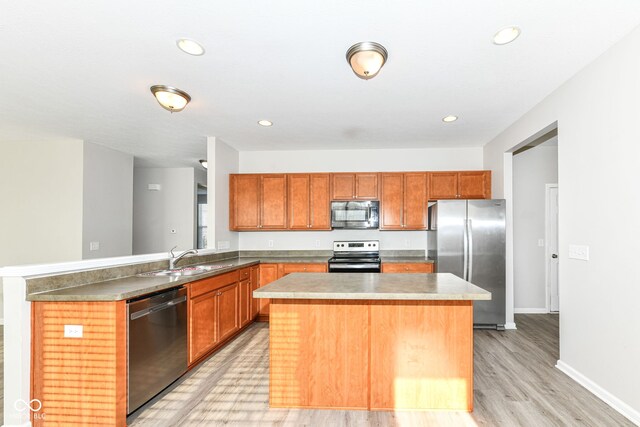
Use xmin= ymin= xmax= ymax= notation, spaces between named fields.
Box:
xmin=331 ymin=201 xmax=379 ymax=229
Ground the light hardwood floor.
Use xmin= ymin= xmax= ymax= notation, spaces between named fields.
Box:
xmin=128 ymin=315 xmax=632 ymax=426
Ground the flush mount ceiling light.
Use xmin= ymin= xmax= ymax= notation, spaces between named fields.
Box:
xmin=199 ymin=159 xmax=208 ymax=169
xmin=493 ymin=26 xmax=521 ymax=45
xmin=346 ymin=41 xmax=388 ymax=80
xmin=176 ymin=38 xmax=205 ymax=56
xmin=442 ymin=115 xmax=458 ymax=123
xmin=258 ymin=120 xmax=273 ymax=127
xmin=150 ymin=85 xmax=191 ymax=112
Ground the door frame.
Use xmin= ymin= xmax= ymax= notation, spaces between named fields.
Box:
xmin=545 ymin=184 xmax=559 ymax=313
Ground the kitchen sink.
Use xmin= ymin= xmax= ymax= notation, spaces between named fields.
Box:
xmin=138 ymin=264 xmax=235 ymax=277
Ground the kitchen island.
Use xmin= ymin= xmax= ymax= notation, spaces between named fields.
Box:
xmin=253 ymin=272 xmax=491 ymax=412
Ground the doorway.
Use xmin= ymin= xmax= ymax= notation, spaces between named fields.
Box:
xmin=546 ymin=184 xmax=559 ymax=312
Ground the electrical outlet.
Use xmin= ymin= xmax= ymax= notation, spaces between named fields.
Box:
xmin=568 ymin=244 xmax=589 ymax=261
xmin=217 ymin=241 xmax=230 ymax=250
xmin=89 ymin=241 xmax=99 ymax=251
xmin=405 ymin=239 xmax=410 ymax=248
xmin=538 ymin=239 xmax=544 ymax=247
xmin=315 ymin=240 xmax=321 ymax=247
xmin=268 ymin=240 xmax=274 ymax=248
xmin=64 ymin=325 xmax=83 ymax=338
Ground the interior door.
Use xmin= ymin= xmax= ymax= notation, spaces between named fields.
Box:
xmin=468 ymin=199 xmax=506 ymax=326
xmin=547 ymin=185 xmax=559 ymax=312
xmin=434 ymin=200 xmax=467 ymax=279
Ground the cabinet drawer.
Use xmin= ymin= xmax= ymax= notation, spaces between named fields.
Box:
xmin=190 ymin=270 xmax=240 ymax=298
xmin=280 ymin=263 xmax=328 ymax=276
xmin=381 ymin=263 xmax=434 ymax=273
xmin=239 ymin=268 xmax=251 ymax=281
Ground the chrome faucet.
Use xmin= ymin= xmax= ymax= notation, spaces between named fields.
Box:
xmin=169 ymin=246 xmax=198 ymax=270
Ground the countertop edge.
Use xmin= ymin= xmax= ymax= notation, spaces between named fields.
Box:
xmin=253 ymin=291 xmax=491 ymax=301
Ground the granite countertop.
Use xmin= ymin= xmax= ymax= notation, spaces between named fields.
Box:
xmin=381 ymin=257 xmax=435 ymax=263
xmin=26 ymin=256 xmax=332 ymax=302
xmin=26 ymin=258 xmax=260 ymax=302
xmin=253 ymin=272 xmax=490 ymax=301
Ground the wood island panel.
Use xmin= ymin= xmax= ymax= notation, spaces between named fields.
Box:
xmin=267 ymin=298 xmax=474 ymax=412
xmin=369 ymin=300 xmax=473 ymax=411
xmin=31 ymin=301 xmax=127 ymax=426
xmin=269 ymin=299 xmax=370 ymax=409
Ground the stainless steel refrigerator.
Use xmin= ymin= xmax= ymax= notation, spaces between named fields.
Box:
xmin=427 ymin=199 xmax=506 ymax=329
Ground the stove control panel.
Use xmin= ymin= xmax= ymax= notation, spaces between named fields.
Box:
xmin=333 ymin=240 xmax=379 ymax=252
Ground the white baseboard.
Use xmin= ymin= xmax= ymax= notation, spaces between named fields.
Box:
xmin=556 ymin=360 xmax=640 ymax=425
xmin=504 ymin=322 xmax=517 ymax=330
xmin=514 ymin=308 xmax=549 ymax=314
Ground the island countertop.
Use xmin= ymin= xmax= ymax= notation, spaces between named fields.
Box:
xmin=253 ymin=272 xmax=491 ymax=301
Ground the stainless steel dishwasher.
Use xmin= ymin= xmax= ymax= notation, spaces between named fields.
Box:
xmin=127 ymin=286 xmax=187 ymax=414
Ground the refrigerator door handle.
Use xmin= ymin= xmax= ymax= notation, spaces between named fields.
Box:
xmin=467 ymin=219 xmax=473 ymax=282
xmin=463 ymin=219 xmax=469 ymax=281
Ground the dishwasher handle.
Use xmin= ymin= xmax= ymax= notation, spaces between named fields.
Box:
xmin=130 ymin=295 xmax=187 ymax=321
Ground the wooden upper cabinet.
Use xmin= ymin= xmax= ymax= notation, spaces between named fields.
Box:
xmin=458 ymin=171 xmax=491 ymax=199
xmin=261 ymin=174 xmax=287 ymax=229
xmin=380 ymin=172 xmax=427 ymax=230
xmin=230 ymin=174 xmax=287 ymax=230
xmin=288 ymin=174 xmax=331 ymax=230
xmin=380 ymin=173 xmax=404 ymax=229
xmin=331 ymin=173 xmax=378 ymax=200
xmin=429 ymin=171 xmax=491 ymax=200
xmin=230 ymin=174 xmax=261 ymax=229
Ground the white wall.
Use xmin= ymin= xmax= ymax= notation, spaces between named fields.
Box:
xmin=82 ymin=142 xmax=133 ymax=259
xmin=132 ymin=167 xmax=197 ymax=254
xmin=239 ymin=147 xmax=483 ymax=250
xmin=513 ymin=144 xmax=558 ymax=311
xmin=208 ymin=137 xmax=239 ymax=251
xmin=0 ymin=139 xmax=84 ymax=267
xmin=484 ymin=25 xmax=640 ymax=422
xmin=240 ymin=147 xmax=483 ymax=173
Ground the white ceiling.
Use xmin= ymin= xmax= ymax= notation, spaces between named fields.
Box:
xmin=2 ymin=1 xmax=640 ymax=167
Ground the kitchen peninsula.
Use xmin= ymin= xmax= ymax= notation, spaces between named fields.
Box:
xmin=254 ymin=272 xmax=491 ymax=411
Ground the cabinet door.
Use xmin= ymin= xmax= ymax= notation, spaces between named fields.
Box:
xmin=381 ymin=263 xmax=434 ymax=273
xmin=332 ymin=174 xmax=355 ymax=200
xmin=458 ymin=171 xmax=491 ymax=199
xmin=189 ymin=291 xmax=217 ymax=364
xmin=239 ymin=279 xmax=251 ymax=327
xmin=380 ymin=173 xmax=404 ymax=230
xmin=403 ymin=173 xmax=428 ymax=230
xmin=259 ymin=264 xmax=279 ymax=318
xmin=288 ymin=174 xmax=311 ymax=229
xmin=250 ymin=266 xmax=260 ymax=318
xmin=429 ymin=172 xmax=459 ymax=199
xmin=261 ymin=174 xmax=287 ymax=229
xmin=309 ymin=174 xmax=331 ymax=229
xmin=355 ymin=173 xmax=378 ymax=199
xmin=279 ymin=263 xmax=328 ymax=276
xmin=217 ymin=283 xmax=239 ymax=343
xmin=230 ymin=175 xmax=260 ymax=229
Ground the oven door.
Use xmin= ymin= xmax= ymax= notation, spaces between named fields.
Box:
xmin=331 ymin=201 xmax=379 ymax=229
xmin=328 ymin=262 xmax=381 ymax=273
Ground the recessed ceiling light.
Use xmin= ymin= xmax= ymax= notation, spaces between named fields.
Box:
xmin=493 ymin=26 xmax=521 ymax=45
xmin=442 ymin=115 xmax=458 ymax=123
xmin=176 ymin=38 xmax=205 ymax=56
xmin=258 ymin=120 xmax=273 ymax=127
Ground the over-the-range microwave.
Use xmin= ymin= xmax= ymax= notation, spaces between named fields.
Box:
xmin=330 ymin=200 xmax=379 ymax=229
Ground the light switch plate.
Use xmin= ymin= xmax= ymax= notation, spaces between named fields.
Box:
xmin=538 ymin=239 xmax=544 ymax=247
xmin=568 ymin=244 xmax=589 ymax=261
xmin=89 ymin=241 xmax=99 ymax=251
xmin=64 ymin=325 xmax=83 ymax=338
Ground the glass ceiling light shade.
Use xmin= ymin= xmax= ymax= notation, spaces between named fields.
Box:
xmin=346 ymin=41 xmax=388 ymax=80
xmin=199 ymin=159 xmax=208 ymax=169
xmin=150 ymin=85 xmax=191 ymax=112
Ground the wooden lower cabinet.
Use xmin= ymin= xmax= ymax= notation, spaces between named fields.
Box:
xmin=250 ymin=266 xmax=260 ymax=318
xmin=381 ymin=262 xmax=434 ymax=273
xmin=189 ymin=290 xmax=218 ymax=363
xmin=279 ymin=262 xmax=328 ymax=276
xmin=217 ymin=283 xmax=240 ymax=342
xmin=258 ymin=263 xmax=328 ymax=321
xmin=240 ymin=278 xmax=251 ymax=327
